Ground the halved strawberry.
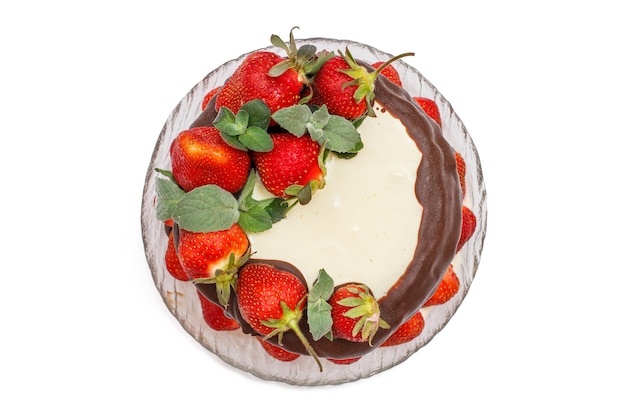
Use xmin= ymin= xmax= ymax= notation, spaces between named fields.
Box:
xmin=327 ymin=357 xmax=361 ymax=365
xmin=170 ymin=126 xmax=251 ymax=193
xmin=457 ymin=206 xmax=477 ymax=253
xmin=329 ymin=283 xmax=389 ymax=345
xmin=372 ymin=61 xmax=402 ymax=87
xmin=256 ymin=337 xmax=300 ymax=362
xmin=414 ymin=97 xmax=442 ymax=127
xmin=381 ymin=310 xmax=425 ymax=346
xmin=237 ymin=262 xmax=322 ymax=371
xmin=165 ymin=231 xmax=188 ymax=281
xmin=455 ymin=151 xmax=467 ymax=198
xmin=424 ymin=264 xmax=460 ymax=307
xmin=177 ymin=223 xmax=250 ymax=307
xmin=197 ymin=291 xmax=240 ymax=331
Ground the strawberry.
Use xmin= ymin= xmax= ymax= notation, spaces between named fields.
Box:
xmin=329 ymin=283 xmax=390 ymax=345
xmin=414 ymin=97 xmax=442 ymax=127
xmin=372 ymin=61 xmax=402 ymax=87
xmin=455 ymin=151 xmax=467 ymax=198
xmin=201 ymin=86 xmax=220 ymax=111
xmin=256 ymin=337 xmax=300 ymax=362
xmin=252 ymin=132 xmax=325 ymax=199
xmin=214 ymin=28 xmax=320 ymax=117
xmin=177 ymin=223 xmax=250 ymax=307
xmin=423 ymin=264 xmax=460 ymax=307
xmin=237 ymin=263 xmax=322 ymax=371
xmin=381 ymin=311 xmax=425 ymax=346
xmin=170 ymin=126 xmax=251 ymax=193
xmin=456 ymin=205 xmax=477 ymax=253
xmin=311 ymin=49 xmax=413 ymax=119
xmin=165 ymin=231 xmax=188 ymax=281
xmin=197 ymin=290 xmax=240 ymax=331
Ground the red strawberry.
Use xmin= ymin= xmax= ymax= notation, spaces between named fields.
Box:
xmin=456 ymin=206 xmax=477 ymax=253
xmin=237 ymin=263 xmax=322 ymax=371
xmin=372 ymin=61 xmax=402 ymax=87
xmin=201 ymin=86 xmax=220 ymax=111
xmin=311 ymin=49 xmax=413 ymax=119
xmin=170 ymin=126 xmax=251 ymax=193
xmin=455 ymin=151 xmax=467 ymax=198
xmin=165 ymin=231 xmax=188 ymax=281
xmin=414 ymin=97 xmax=442 ymax=127
xmin=424 ymin=264 xmax=460 ymax=307
xmin=327 ymin=357 xmax=361 ymax=365
xmin=252 ymin=132 xmax=325 ymax=198
xmin=197 ymin=291 xmax=240 ymax=331
xmin=381 ymin=310 xmax=425 ymax=346
xmin=329 ymin=283 xmax=390 ymax=345
xmin=177 ymin=223 xmax=250 ymax=307
xmin=215 ymin=50 xmax=302 ymax=116
xmin=214 ymin=28 xmax=321 ymax=118
xmin=256 ymin=337 xmax=300 ymax=362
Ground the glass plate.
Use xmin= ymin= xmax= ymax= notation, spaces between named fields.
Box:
xmin=141 ymin=38 xmax=487 ymax=385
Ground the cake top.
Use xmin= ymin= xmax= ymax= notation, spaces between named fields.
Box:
xmin=154 ymin=29 xmax=463 ymax=368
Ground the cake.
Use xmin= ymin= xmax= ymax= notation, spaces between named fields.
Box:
xmin=145 ymin=29 xmax=482 ymax=377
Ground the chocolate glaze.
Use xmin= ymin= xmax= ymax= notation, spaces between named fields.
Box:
xmin=192 ymin=69 xmax=462 ymax=359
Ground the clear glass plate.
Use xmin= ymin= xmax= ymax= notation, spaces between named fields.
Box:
xmin=141 ymin=38 xmax=487 ymax=385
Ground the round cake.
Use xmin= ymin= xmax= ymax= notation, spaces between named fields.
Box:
xmin=142 ymin=30 xmax=486 ymax=384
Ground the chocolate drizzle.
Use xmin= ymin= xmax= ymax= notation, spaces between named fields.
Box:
xmin=193 ymin=71 xmax=462 ymax=360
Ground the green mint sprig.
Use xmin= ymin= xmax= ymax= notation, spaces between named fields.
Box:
xmin=213 ymin=99 xmax=273 ymax=152
xmin=307 ymin=269 xmax=335 ymax=341
xmin=271 ymin=104 xmax=363 ymax=156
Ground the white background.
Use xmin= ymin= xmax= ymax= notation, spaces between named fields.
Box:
xmin=2 ymin=1 xmax=624 ymax=415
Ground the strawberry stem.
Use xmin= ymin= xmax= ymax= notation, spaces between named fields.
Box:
xmin=287 ymin=319 xmax=323 ymax=372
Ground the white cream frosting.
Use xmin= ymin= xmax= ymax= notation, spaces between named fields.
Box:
xmin=248 ymin=104 xmax=423 ymax=298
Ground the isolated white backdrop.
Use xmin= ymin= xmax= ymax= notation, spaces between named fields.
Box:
xmin=1 ymin=1 xmax=624 ymax=416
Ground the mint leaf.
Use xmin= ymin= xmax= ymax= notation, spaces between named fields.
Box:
xmin=238 ymin=206 xmax=273 ymax=233
xmin=272 ymin=105 xmax=312 ymax=137
xmin=237 ymin=170 xmax=258 ymax=211
xmin=307 ymin=269 xmax=335 ymax=341
xmin=310 ymin=269 xmax=334 ymax=302
xmin=323 ymin=115 xmax=362 ymax=153
xmin=155 ymin=177 xmax=185 ymax=221
xmin=241 ymin=99 xmax=271 ymax=130
xmin=172 ymin=185 xmax=239 ymax=232
xmin=239 ymin=126 xmax=273 ymax=152
xmin=307 ymin=105 xmax=330 ymax=142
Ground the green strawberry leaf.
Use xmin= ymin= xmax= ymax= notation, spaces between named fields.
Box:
xmin=155 ymin=176 xmax=185 ymax=221
xmin=172 ymin=185 xmax=240 ymax=232
xmin=239 ymin=126 xmax=273 ymax=152
xmin=262 ymin=198 xmax=292 ymax=223
xmin=307 ymin=269 xmax=335 ymax=341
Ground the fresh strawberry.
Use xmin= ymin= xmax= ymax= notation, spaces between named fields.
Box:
xmin=177 ymin=223 xmax=250 ymax=307
xmin=456 ymin=205 xmax=477 ymax=253
xmin=455 ymin=151 xmax=467 ymax=198
xmin=201 ymin=86 xmax=220 ymax=111
xmin=414 ymin=97 xmax=442 ymax=127
xmin=372 ymin=61 xmax=402 ymax=86
xmin=170 ymin=126 xmax=251 ymax=193
xmin=165 ymin=231 xmax=188 ymax=281
xmin=311 ymin=49 xmax=413 ymax=119
xmin=424 ymin=264 xmax=460 ymax=307
xmin=214 ymin=29 xmax=320 ymax=117
xmin=327 ymin=357 xmax=361 ymax=365
xmin=381 ymin=310 xmax=425 ymax=346
xmin=197 ymin=290 xmax=240 ymax=331
xmin=252 ymin=132 xmax=325 ymax=199
xmin=237 ymin=263 xmax=322 ymax=371
xmin=329 ymin=283 xmax=390 ymax=345
xmin=256 ymin=337 xmax=300 ymax=362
